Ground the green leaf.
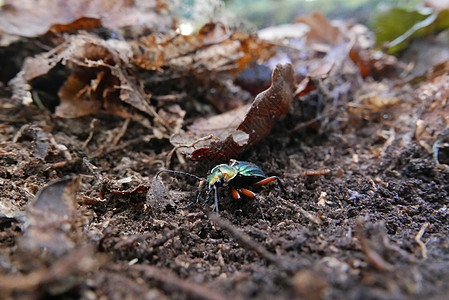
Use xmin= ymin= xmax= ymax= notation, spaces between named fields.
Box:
xmin=374 ymin=7 xmax=449 ymax=54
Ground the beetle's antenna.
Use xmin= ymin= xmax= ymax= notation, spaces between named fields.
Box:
xmin=156 ymin=170 xmax=206 ymax=182
xmin=177 ymin=202 xmax=195 ymax=210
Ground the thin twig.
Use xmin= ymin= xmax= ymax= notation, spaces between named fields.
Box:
xmin=414 ymin=222 xmax=430 ymax=260
xmin=288 ymin=107 xmax=339 ymax=134
xmin=283 ymin=200 xmax=322 ymax=225
xmin=112 ymin=118 xmax=130 ymax=146
xmin=114 ymin=227 xmax=180 ymax=250
xmin=130 ymin=264 xmax=226 ymax=300
xmin=302 ymin=169 xmax=331 ymax=176
xmin=83 ymin=157 xmax=103 ymax=181
xmin=114 ymin=233 xmax=154 ymax=250
xmin=207 ymin=213 xmax=289 ymax=270
xmin=355 ymin=219 xmax=394 ymax=272
xmin=91 ymin=135 xmax=154 ymax=158
xmin=152 ymin=92 xmax=186 ymax=102
xmin=166 ymin=135 xmax=213 ymax=167
xmin=82 ymin=118 xmax=99 ymax=150
xmin=50 ymin=137 xmax=72 ymax=161
xmin=12 ymin=124 xmax=28 ymax=143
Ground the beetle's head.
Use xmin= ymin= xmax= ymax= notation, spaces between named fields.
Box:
xmin=206 ymin=164 xmax=238 ymax=189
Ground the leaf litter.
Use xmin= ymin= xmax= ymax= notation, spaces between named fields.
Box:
xmin=1 ymin=1 xmax=449 ymax=299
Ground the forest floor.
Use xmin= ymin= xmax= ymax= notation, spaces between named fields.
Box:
xmin=1 ymin=2 xmax=449 ymax=299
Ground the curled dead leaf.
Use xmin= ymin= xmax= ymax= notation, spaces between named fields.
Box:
xmin=170 ymin=63 xmax=295 ymax=161
xmin=22 ymin=177 xmax=80 ymax=258
xmin=49 ymin=17 xmax=102 ymax=33
xmin=134 ymin=22 xmax=275 ymax=72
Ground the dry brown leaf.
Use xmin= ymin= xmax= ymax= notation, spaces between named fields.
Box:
xmin=170 ymin=63 xmax=295 ymax=161
xmin=56 ymin=73 xmax=109 ymax=118
xmin=22 ymin=177 xmax=80 ymax=257
xmin=14 ymin=34 xmax=168 ymax=129
xmin=295 ymin=13 xmax=347 ymax=51
xmin=134 ymin=22 xmax=275 ymax=72
xmin=49 ymin=17 xmax=102 ymax=33
xmin=0 ymin=0 xmax=171 ymax=38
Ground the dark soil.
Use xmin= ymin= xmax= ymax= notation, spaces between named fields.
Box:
xmin=1 ymin=80 xmax=449 ymax=300
xmin=1 ymin=7 xmax=449 ymax=300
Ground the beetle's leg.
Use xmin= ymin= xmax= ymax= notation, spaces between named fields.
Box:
xmin=239 ymin=188 xmax=265 ymax=220
xmin=254 ymin=176 xmax=285 ymax=194
xmin=254 ymin=176 xmax=277 ymax=185
xmin=213 ymin=185 xmax=219 ymax=214
xmin=231 ymin=188 xmax=241 ymax=199
xmin=195 ymin=189 xmax=204 ymax=205
xmin=202 ymin=188 xmax=211 ymax=207
xmin=201 ymin=186 xmax=219 ymax=213
xmin=177 ymin=181 xmax=205 ymax=210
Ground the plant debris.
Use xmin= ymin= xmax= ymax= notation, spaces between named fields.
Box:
xmin=171 ymin=63 xmax=296 ymax=161
xmin=1 ymin=1 xmax=449 ymax=299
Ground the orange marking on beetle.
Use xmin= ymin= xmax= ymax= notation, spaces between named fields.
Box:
xmin=231 ymin=188 xmax=240 ymax=199
xmin=254 ymin=176 xmax=277 ymax=186
xmin=240 ymin=188 xmax=256 ymax=198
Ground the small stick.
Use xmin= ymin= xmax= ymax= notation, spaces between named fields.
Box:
xmin=298 ymin=207 xmax=323 ymax=224
xmin=166 ymin=135 xmax=213 ymax=167
xmin=414 ymin=222 xmax=430 ymax=260
xmin=12 ymin=124 xmax=28 ymax=143
xmin=114 ymin=233 xmax=154 ymax=249
xmin=91 ymin=135 xmax=154 ymax=158
xmin=83 ymin=157 xmax=102 ymax=181
xmin=282 ymin=200 xmax=322 ymax=225
xmin=82 ymin=118 xmax=99 ymax=150
xmin=302 ymin=169 xmax=331 ymax=176
xmin=288 ymin=107 xmax=339 ymax=134
xmin=112 ymin=118 xmax=130 ymax=146
xmin=207 ymin=213 xmax=286 ymax=269
xmin=130 ymin=264 xmax=226 ymax=300
xmin=355 ymin=219 xmax=394 ymax=271
xmin=43 ymin=161 xmax=68 ymax=171
xmin=50 ymin=137 xmax=72 ymax=161
xmin=114 ymin=228 xmax=181 ymax=250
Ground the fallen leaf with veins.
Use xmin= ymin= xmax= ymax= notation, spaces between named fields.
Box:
xmin=170 ymin=63 xmax=296 ymax=161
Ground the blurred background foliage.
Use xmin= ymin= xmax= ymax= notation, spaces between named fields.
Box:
xmin=224 ymin=0 xmax=423 ymax=28
xmin=167 ymin=0 xmax=448 ymax=55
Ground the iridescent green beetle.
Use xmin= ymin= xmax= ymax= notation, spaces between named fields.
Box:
xmin=156 ymin=160 xmax=282 ymax=219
